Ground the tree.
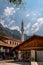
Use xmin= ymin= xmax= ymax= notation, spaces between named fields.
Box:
xmin=9 ymin=0 xmax=22 ymax=5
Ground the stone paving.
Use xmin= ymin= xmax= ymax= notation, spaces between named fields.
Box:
xmin=0 ymin=62 xmax=30 ymax=65
xmin=0 ymin=60 xmax=43 ymax=65
xmin=0 ymin=60 xmax=30 ymax=65
xmin=38 ymin=62 xmax=43 ymax=65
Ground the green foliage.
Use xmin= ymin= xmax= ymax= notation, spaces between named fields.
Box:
xmin=9 ymin=0 xmax=22 ymax=5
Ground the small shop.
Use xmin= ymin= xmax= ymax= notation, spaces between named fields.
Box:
xmin=13 ymin=35 xmax=43 ymax=62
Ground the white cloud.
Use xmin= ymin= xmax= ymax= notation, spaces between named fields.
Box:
xmin=24 ymin=23 xmax=31 ymax=34
xmin=31 ymin=17 xmax=43 ymax=33
xmin=37 ymin=18 xmax=43 ymax=25
xmin=31 ymin=23 xmax=39 ymax=33
xmin=0 ymin=19 xmax=8 ymax=27
xmin=33 ymin=13 xmax=36 ymax=16
xmin=0 ymin=19 xmax=5 ymax=26
xmin=8 ymin=20 xmax=15 ymax=27
xmin=24 ymin=23 xmax=31 ymax=30
xmin=4 ymin=7 xmax=16 ymax=17
xmin=26 ymin=14 xmax=30 ymax=17
xmin=31 ymin=12 xmax=37 ymax=16
xmin=10 ymin=26 xmax=20 ymax=31
xmin=4 ymin=25 xmax=8 ymax=27
xmin=31 ymin=11 xmax=41 ymax=16
xmin=16 ymin=8 xmax=20 ymax=11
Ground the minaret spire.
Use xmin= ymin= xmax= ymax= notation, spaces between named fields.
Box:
xmin=21 ymin=20 xmax=24 ymax=42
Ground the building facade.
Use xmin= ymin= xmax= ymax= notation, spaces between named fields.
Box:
xmin=0 ymin=36 xmax=20 ymax=60
xmin=13 ymin=35 xmax=43 ymax=62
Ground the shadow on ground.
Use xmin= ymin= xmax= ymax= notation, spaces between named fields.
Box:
xmin=6 ymin=61 xmax=31 ymax=65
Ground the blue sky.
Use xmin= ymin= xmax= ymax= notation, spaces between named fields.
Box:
xmin=0 ymin=0 xmax=43 ymax=36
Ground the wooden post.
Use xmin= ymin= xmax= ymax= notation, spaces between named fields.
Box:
xmin=31 ymin=50 xmax=36 ymax=61
xmin=18 ymin=51 xmax=22 ymax=61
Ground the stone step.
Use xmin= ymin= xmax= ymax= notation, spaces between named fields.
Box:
xmin=31 ymin=62 xmax=38 ymax=65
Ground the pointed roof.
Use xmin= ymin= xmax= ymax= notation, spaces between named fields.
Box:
xmin=21 ymin=20 xmax=24 ymax=31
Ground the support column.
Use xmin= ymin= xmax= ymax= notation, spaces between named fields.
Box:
xmin=18 ymin=51 xmax=22 ymax=61
xmin=31 ymin=50 xmax=36 ymax=61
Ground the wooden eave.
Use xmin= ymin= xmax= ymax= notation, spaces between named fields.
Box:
xmin=0 ymin=36 xmax=21 ymax=43
xmin=0 ymin=41 xmax=16 ymax=48
xmin=13 ymin=35 xmax=43 ymax=51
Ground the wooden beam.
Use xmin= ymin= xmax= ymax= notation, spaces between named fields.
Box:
xmin=18 ymin=47 xmax=43 ymax=51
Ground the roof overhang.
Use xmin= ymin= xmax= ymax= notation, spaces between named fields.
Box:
xmin=13 ymin=35 xmax=43 ymax=51
xmin=17 ymin=47 xmax=43 ymax=51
